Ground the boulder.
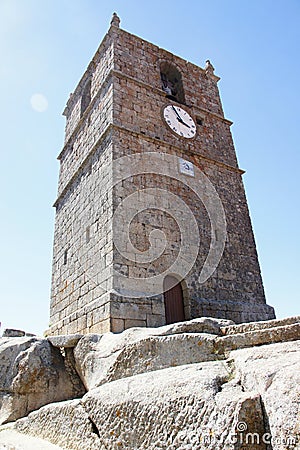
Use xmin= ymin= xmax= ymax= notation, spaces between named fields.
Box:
xmin=14 ymin=362 xmax=267 ymax=450
xmin=73 ymin=316 xmax=300 ymax=391
xmin=80 ymin=364 xmax=266 ymax=450
xmin=158 ymin=316 xmax=234 ymax=335
xmin=230 ymin=340 xmax=300 ymax=448
xmin=15 ymin=399 xmax=98 ymax=450
xmin=75 ymin=332 xmax=219 ymax=389
xmin=216 ymin=322 xmax=300 ymax=353
xmin=47 ymin=334 xmax=83 ymax=348
xmin=73 ymin=316 xmax=233 ymax=390
xmin=2 ymin=329 xmax=26 ymax=338
xmin=0 ymin=425 xmax=63 ymax=449
xmin=0 ymin=336 xmax=85 ymax=424
xmin=221 ymin=315 xmax=300 ymax=335
xmin=2 ymin=316 xmax=300 ymax=449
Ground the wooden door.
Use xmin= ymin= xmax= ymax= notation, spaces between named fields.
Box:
xmin=163 ymin=275 xmax=185 ymax=325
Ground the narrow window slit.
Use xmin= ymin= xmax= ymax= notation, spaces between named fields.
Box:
xmin=63 ymin=249 xmax=68 ymax=265
xmin=86 ymin=226 xmax=91 ymax=244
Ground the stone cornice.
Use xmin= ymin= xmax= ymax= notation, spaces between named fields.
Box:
xmin=54 ymin=122 xmax=244 ymax=208
xmin=113 ymin=123 xmax=244 ymax=175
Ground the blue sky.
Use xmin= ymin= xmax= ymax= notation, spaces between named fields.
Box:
xmin=0 ymin=0 xmax=299 ymax=336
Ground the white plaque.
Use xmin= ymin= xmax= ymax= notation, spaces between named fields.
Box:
xmin=179 ymin=158 xmax=195 ymax=177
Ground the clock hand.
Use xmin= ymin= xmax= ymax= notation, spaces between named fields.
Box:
xmin=179 ymin=120 xmax=191 ymax=128
xmin=171 ymin=105 xmax=182 ymax=121
xmin=171 ymin=105 xmax=191 ymax=128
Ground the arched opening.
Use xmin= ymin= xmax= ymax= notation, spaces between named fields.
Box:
xmin=163 ymin=275 xmax=185 ymax=325
xmin=160 ymin=62 xmax=185 ymax=104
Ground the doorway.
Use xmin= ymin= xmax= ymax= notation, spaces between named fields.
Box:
xmin=163 ymin=275 xmax=185 ymax=325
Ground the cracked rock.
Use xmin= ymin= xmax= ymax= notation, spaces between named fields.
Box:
xmin=0 ymin=337 xmax=85 ymax=424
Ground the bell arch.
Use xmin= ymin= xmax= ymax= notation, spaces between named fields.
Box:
xmin=160 ymin=61 xmax=185 ymax=104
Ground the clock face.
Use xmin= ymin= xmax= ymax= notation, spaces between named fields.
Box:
xmin=163 ymin=105 xmax=196 ymax=139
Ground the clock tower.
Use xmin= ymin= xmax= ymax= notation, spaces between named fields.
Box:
xmin=48 ymin=14 xmax=275 ymax=336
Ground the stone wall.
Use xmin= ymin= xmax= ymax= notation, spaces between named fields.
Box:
xmin=50 ymin=137 xmax=114 ymax=335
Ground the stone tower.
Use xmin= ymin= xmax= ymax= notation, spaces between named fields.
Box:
xmin=47 ymin=14 xmax=275 ymax=336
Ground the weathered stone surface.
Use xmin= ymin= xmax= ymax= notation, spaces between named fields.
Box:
xmin=73 ymin=317 xmax=232 ymax=390
xmin=160 ymin=316 xmax=234 ymax=336
xmin=16 ymin=400 xmax=98 ymax=450
xmin=221 ymin=315 xmax=300 ymax=335
xmin=0 ymin=425 xmax=63 ymax=449
xmin=80 ymin=367 xmax=267 ymax=450
xmin=16 ymin=350 xmax=300 ymax=448
xmin=2 ymin=329 xmax=26 ymax=338
xmin=3 ymin=317 xmax=300 ymax=448
xmin=95 ymin=333 xmax=218 ymax=388
xmin=73 ymin=316 xmax=300 ymax=391
xmin=12 ymin=363 xmax=232 ymax=450
xmin=0 ymin=337 xmax=85 ymax=425
xmin=230 ymin=340 xmax=300 ymax=448
xmin=216 ymin=322 xmax=300 ymax=353
xmin=14 ymin=362 xmax=270 ymax=450
xmin=47 ymin=334 xmax=83 ymax=348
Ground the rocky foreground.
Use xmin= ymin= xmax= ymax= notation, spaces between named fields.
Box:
xmin=0 ymin=316 xmax=299 ymax=449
